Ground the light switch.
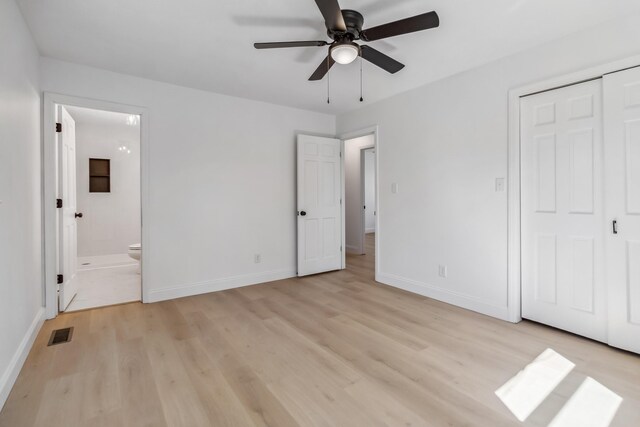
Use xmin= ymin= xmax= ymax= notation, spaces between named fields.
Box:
xmin=391 ymin=183 xmax=399 ymax=194
xmin=495 ymin=178 xmax=505 ymax=192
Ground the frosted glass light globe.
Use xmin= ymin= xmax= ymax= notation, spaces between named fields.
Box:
xmin=330 ymin=43 xmax=359 ymax=65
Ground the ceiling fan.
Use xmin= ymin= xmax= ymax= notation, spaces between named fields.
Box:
xmin=254 ymin=0 xmax=440 ymax=81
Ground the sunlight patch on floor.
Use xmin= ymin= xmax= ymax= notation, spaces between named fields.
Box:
xmin=496 ymin=348 xmax=575 ymax=422
xmin=548 ymin=377 xmax=622 ymax=427
xmin=496 ymin=349 xmax=623 ymax=426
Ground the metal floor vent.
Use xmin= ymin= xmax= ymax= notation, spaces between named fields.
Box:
xmin=48 ymin=327 xmax=74 ymax=346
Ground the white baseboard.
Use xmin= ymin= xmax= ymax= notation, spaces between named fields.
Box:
xmin=0 ymin=307 xmax=45 ymax=410
xmin=147 ymin=269 xmax=296 ymax=302
xmin=376 ymin=272 xmax=510 ymax=321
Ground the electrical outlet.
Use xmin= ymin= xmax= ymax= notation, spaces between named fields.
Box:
xmin=254 ymin=254 xmax=261 ymax=264
xmin=438 ymin=265 xmax=448 ymax=278
xmin=495 ymin=177 xmax=505 ymax=192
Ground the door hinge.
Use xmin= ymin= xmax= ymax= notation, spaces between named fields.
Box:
xmin=56 ymin=198 xmax=63 ymax=208
xmin=57 ymin=274 xmax=63 ymax=284
xmin=340 ymin=245 xmax=343 ymax=252
xmin=56 ymin=123 xmax=62 ymax=133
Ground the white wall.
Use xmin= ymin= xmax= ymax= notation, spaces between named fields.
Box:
xmin=364 ymin=150 xmax=376 ymax=234
xmin=337 ymin=13 xmax=640 ymax=320
xmin=71 ymin=112 xmax=141 ymax=257
xmin=344 ymin=135 xmax=374 ymax=254
xmin=0 ymin=0 xmax=43 ymax=409
xmin=40 ymin=57 xmax=335 ymax=301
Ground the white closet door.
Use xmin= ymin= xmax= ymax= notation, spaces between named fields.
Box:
xmin=604 ymin=66 xmax=640 ymax=354
xmin=297 ymin=134 xmax=342 ymax=276
xmin=521 ymin=79 xmax=607 ymax=342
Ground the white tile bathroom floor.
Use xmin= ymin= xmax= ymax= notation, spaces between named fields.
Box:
xmin=66 ymin=254 xmax=141 ymax=312
xmin=78 ymin=253 xmax=137 ymax=270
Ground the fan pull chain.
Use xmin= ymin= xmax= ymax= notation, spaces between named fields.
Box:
xmin=327 ymin=55 xmax=331 ymax=104
xmin=359 ymin=56 xmax=364 ymax=102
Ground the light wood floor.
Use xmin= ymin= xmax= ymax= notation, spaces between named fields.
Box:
xmin=1 ymin=234 xmax=639 ymax=426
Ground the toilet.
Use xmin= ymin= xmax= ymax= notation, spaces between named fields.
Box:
xmin=128 ymin=243 xmax=141 ymax=261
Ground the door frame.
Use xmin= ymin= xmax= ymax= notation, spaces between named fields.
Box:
xmin=339 ymin=126 xmax=379 ymax=279
xmin=507 ymin=55 xmax=640 ymax=323
xmin=43 ymin=93 xmax=150 ymax=319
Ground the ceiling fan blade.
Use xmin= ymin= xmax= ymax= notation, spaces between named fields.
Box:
xmin=254 ymin=41 xmax=328 ymax=49
xmin=309 ymin=55 xmax=336 ymax=81
xmin=360 ymin=45 xmax=404 ymax=74
xmin=314 ymin=0 xmax=347 ymax=32
xmin=361 ymin=11 xmax=439 ymax=41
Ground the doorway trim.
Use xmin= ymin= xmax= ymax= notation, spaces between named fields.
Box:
xmin=43 ymin=93 xmax=150 ymax=319
xmin=507 ymin=55 xmax=640 ymax=323
xmin=338 ymin=125 xmax=379 ymax=280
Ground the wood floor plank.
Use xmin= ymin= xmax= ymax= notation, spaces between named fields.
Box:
xmin=173 ymin=338 xmax=257 ymax=427
xmin=113 ymin=302 xmax=149 ymax=342
xmin=343 ymin=378 xmax=428 ymax=427
xmin=84 ymin=409 xmax=124 ymax=427
xmin=143 ymin=332 xmax=211 ymax=426
xmin=325 ymin=314 xmax=516 ymax=426
xmin=268 ymin=375 xmax=382 ymax=427
xmin=1 ymin=234 xmax=639 ymax=426
xmin=116 ymin=337 xmax=168 ymax=427
xmin=216 ymin=351 xmax=301 ymax=427
xmin=33 ymin=372 xmax=85 ymax=427
xmin=78 ymin=330 xmax=120 ymax=421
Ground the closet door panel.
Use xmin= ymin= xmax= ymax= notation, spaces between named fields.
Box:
xmin=604 ymin=66 xmax=640 ymax=354
xmin=521 ymin=79 xmax=607 ymax=342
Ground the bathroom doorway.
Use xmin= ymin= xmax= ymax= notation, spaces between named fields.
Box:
xmin=52 ymin=103 xmax=142 ymax=312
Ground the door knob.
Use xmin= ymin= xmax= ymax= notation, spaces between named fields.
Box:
xmin=75 ymin=212 xmax=83 ymax=218
xmin=299 ymin=211 xmax=307 ymax=216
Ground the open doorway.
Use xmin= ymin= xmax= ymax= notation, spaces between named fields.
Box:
xmin=54 ymin=104 xmax=141 ymax=312
xmin=343 ymin=133 xmax=376 ymax=276
xmin=363 ymin=148 xmax=376 ymax=236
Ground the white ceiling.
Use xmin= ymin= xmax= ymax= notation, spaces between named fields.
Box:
xmin=18 ymin=0 xmax=640 ymax=114
xmin=65 ymin=105 xmax=140 ymax=130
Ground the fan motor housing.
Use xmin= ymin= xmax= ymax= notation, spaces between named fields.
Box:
xmin=329 ymin=9 xmax=364 ymax=41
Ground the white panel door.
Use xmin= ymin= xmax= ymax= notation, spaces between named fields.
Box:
xmin=604 ymin=66 xmax=640 ymax=353
xmin=58 ymin=105 xmax=79 ymax=311
xmin=297 ymin=134 xmax=342 ymax=276
xmin=521 ymin=80 xmax=607 ymax=342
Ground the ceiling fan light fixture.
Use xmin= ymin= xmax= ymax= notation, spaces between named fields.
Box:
xmin=330 ymin=42 xmax=359 ymax=65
